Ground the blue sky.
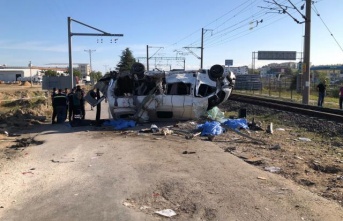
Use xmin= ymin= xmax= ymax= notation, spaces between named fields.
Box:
xmin=1 ymin=0 xmax=342 ymax=74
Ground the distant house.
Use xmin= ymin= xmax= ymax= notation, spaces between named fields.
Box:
xmin=0 ymin=68 xmax=41 ymax=82
xmin=227 ymin=66 xmax=249 ymax=75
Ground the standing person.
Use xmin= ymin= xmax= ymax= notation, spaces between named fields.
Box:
xmin=80 ymin=87 xmax=86 ymax=119
xmin=64 ymin=88 xmax=69 ymax=120
xmin=52 ymin=89 xmax=68 ymax=123
xmin=339 ymin=84 xmax=343 ymax=109
xmin=51 ymin=87 xmax=57 ymax=124
xmin=317 ymin=79 xmax=327 ymax=107
xmin=67 ymin=88 xmax=75 ymax=122
xmin=72 ymin=86 xmax=84 ymax=122
xmin=51 ymin=87 xmax=57 ymax=99
xmin=89 ymin=89 xmax=97 ymax=110
xmin=95 ymin=88 xmax=101 ymax=125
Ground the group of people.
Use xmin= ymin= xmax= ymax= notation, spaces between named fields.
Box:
xmin=316 ymin=79 xmax=343 ymax=109
xmin=51 ymin=85 xmax=86 ymax=124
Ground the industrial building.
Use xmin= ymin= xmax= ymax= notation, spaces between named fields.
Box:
xmin=0 ymin=64 xmax=89 ymax=83
xmin=0 ymin=67 xmax=42 ymax=82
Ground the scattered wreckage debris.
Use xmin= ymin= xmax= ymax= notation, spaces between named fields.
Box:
xmin=51 ymin=158 xmax=75 ymax=163
xmin=161 ymin=127 xmax=173 ymax=136
xmin=308 ymin=160 xmax=341 ymax=174
xmin=9 ymin=137 xmax=43 ymax=149
xmin=182 ymin=151 xmax=196 ymax=154
xmin=155 ymin=209 xmax=177 ymax=218
xmin=185 ymin=132 xmax=201 ymax=140
xmin=1 ymin=130 xmax=20 ymax=137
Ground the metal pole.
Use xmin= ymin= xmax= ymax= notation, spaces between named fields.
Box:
xmin=302 ymin=0 xmax=311 ymax=104
xmin=146 ymin=45 xmax=149 ymax=71
xmin=252 ymin=52 xmax=254 ymax=74
xmin=68 ymin=17 xmax=73 ymax=88
xmin=201 ymin=28 xmax=204 ymax=69
xmin=84 ymin=49 xmax=96 ymax=72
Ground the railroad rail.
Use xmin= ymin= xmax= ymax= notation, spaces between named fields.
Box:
xmin=229 ymin=93 xmax=343 ymax=123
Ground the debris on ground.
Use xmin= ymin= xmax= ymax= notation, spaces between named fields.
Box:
xmin=298 ymin=137 xmax=311 ymax=142
xmin=266 ymin=122 xmax=274 ymax=134
xmin=264 ymin=166 xmax=281 ymax=173
xmin=161 ymin=127 xmax=173 ymax=136
xmin=182 ymin=151 xmax=196 ymax=154
xmin=185 ymin=132 xmax=201 ymax=140
xmin=155 ymin=209 xmax=177 ymax=218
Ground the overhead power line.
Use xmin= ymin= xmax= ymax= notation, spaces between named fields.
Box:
xmin=312 ymin=4 xmax=343 ymax=53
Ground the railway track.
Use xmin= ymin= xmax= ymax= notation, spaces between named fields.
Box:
xmin=229 ymin=93 xmax=343 ymax=123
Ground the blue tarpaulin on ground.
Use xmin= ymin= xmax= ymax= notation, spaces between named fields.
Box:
xmin=103 ymin=119 xmax=136 ymax=130
xmin=222 ymin=118 xmax=249 ymax=130
xmin=197 ymin=121 xmax=224 ymax=136
xmin=197 ymin=118 xmax=249 ymax=136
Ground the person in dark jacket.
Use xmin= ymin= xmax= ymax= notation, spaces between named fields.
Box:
xmin=317 ymin=79 xmax=327 ymax=107
xmin=51 ymin=87 xmax=57 ymax=124
xmin=339 ymin=83 xmax=343 ymax=110
xmin=89 ymin=89 xmax=96 ymax=110
xmin=67 ymin=88 xmax=75 ymax=122
xmin=52 ymin=89 xmax=68 ymax=123
xmin=72 ymin=86 xmax=84 ymax=121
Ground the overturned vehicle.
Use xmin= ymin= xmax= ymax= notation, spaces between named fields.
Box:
xmin=86 ymin=63 xmax=235 ymax=122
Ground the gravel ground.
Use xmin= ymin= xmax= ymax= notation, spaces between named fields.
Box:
xmin=219 ymin=100 xmax=343 ymax=206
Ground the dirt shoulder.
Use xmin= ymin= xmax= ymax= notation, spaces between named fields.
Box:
xmin=1 ymin=123 xmax=343 ymax=221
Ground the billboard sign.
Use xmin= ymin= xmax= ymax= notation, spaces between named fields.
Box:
xmin=225 ymin=59 xmax=233 ymax=66
xmin=258 ymin=51 xmax=296 ymax=60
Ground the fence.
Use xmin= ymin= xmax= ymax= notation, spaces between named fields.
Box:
xmin=234 ymin=75 xmax=342 ymax=107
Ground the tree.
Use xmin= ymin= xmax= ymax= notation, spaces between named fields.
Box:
xmin=90 ymin=71 xmax=102 ymax=82
xmin=73 ymin=68 xmax=81 ymax=78
xmin=43 ymin=70 xmax=58 ymax=76
xmin=64 ymin=68 xmax=81 ymax=77
xmin=116 ymin=48 xmax=136 ymax=73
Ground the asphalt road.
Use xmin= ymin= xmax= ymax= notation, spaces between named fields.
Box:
xmin=1 ymin=102 xmax=343 ymax=221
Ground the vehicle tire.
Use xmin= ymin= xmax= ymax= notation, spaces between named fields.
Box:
xmin=209 ymin=64 xmax=224 ymax=80
xmin=131 ymin=63 xmax=145 ymax=80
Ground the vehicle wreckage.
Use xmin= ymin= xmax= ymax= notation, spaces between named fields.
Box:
xmin=85 ymin=63 xmax=235 ymax=122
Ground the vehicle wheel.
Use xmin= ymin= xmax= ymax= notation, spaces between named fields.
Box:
xmin=209 ymin=65 xmax=224 ymax=80
xmin=131 ymin=63 xmax=145 ymax=80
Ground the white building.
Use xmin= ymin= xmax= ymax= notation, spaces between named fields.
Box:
xmin=0 ymin=68 xmax=42 ymax=82
xmin=78 ymin=64 xmax=90 ymax=77
xmin=227 ymin=66 xmax=249 ymax=75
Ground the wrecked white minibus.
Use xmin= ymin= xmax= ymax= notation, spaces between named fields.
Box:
xmin=85 ymin=63 xmax=235 ymax=122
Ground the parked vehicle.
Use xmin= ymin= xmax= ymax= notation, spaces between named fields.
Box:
xmin=85 ymin=63 xmax=235 ymax=122
xmin=17 ymin=76 xmax=42 ymax=84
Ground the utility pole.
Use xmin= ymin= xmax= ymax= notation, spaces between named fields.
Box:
xmin=146 ymin=45 xmax=149 ymax=71
xmin=201 ymin=28 xmax=204 ymax=69
xmin=146 ymin=45 xmax=164 ymax=71
xmin=269 ymin=0 xmax=311 ymax=104
xmin=186 ymin=28 xmax=212 ymax=69
xmin=68 ymin=17 xmax=123 ymax=88
xmin=103 ymin=65 xmax=109 ymax=73
xmin=84 ymin=49 xmax=96 ymax=72
xmin=302 ymin=0 xmax=311 ymax=105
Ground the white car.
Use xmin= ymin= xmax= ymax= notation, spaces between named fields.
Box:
xmin=86 ymin=63 xmax=235 ymax=122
